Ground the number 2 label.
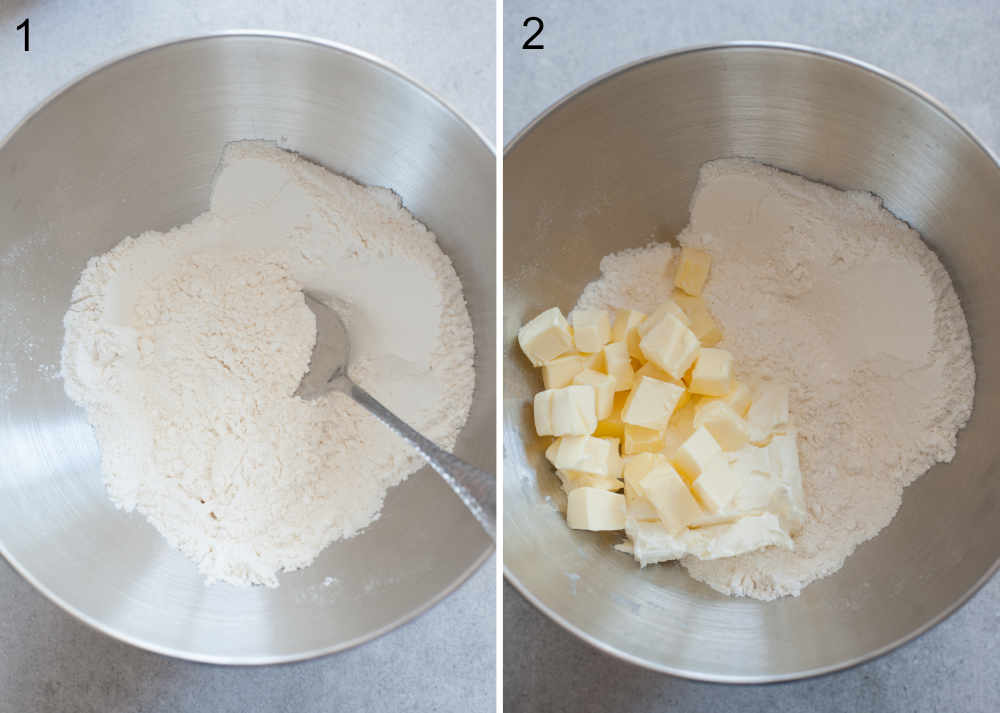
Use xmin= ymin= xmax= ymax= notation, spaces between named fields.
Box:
xmin=522 ymin=17 xmax=544 ymax=50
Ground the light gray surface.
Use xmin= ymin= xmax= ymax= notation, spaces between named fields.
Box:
xmin=505 ymin=579 xmax=1000 ymax=711
xmin=503 ymin=0 xmax=999 ymax=709
xmin=504 ymin=0 xmax=1000 ymax=147
xmin=0 ymin=2 xmax=495 ymax=712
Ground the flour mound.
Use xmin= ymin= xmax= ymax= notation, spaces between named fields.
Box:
xmin=62 ymin=142 xmax=475 ymax=587
xmin=575 ymin=158 xmax=974 ymax=600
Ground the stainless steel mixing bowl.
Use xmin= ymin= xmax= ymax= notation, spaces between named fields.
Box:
xmin=504 ymin=43 xmax=1000 ymax=682
xmin=0 ymin=33 xmax=494 ymax=664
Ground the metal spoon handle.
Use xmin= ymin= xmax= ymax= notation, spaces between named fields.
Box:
xmin=347 ymin=381 xmax=496 ymax=540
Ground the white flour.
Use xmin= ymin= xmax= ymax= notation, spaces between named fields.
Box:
xmin=62 ymin=141 xmax=475 ymax=587
xmin=576 ymin=159 xmax=974 ymax=600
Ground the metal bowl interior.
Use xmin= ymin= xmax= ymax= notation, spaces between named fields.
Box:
xmin=0 ymin=33 xmax=495 ymax=664
xmin=503 ymin=43 xmax=1000 ymax=682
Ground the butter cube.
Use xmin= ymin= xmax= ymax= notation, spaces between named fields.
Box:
xmin=727 ymin=446 xmax=777 ymax=511
xmin=697 ymin=380 xmax=752 ymax=418
xmin=672 ymin=291 xmax=723 ymax=346
xmin=628 ymin=497 xmax=661 ymax=522
xmin=688 ymin=348 xmax=733 ymax=397
xmin=545 ymin=435 xmax=623 ymax=478
xmin=767 ymin=433 xmax=807 ymax=533
xmin=671 ymin=426 xmax=723 ymax=483
xmin=566 ymin=487 xmax=626 ymax=531
xmin=637 ymin=301 xmax=690 ymax=338
xmin=727 ymin=381 xmax=753 ymax=416
xmin=599 ymin=436 xmax=624 ymax=475
xmin=638 ymin=463 xmax=704 ymax=534
xmin=693 ymin=400 xmax=750 ymax=451
xmin=623 ymin=452 xmax=667 ymax=503
xmin=635 ymin=362 xmax=691 ymax=409
xmin=612 ymin=309 xmax=647 ymax=360
xmin=541 ymin=354 xmax=587 ymax=389
xmin=556 ymin=470 xmax=623 ymax=493
xmin=533 ymin=385 xmax=598 ymax=436
xmin=621 ymin=376 xmax=685 ymax=431
xmin=518 ymin=307 xmax=573 ymax=366
xmin=675 ymin=247 xmax=712 ymax=296
xmin=663 ymin=400 xmax=698 ymax=456
xmin=593 ymin=391 xmax=628 ymax=438
xmin=639 ymin=314 xmax=700 ymax=380
xmin=747 ymin=382 xmax=790 ymax=444
xmin=623 ymin=424 xmax=666 ymax=455
xmin=533 ymin=392 xmax=554 ymax=436
xmin=634 ymin=361 xmax=683 ymax=387
xmin=582 ymin=351 xmax=604 ymax=370
xmin=572 ymin=309 xmax=612 ymax=353
xmin=691 ymin=453 xmax=745 ymax=513
xmin=572 ymin=369 xmax=616 ymax=419
xmin=602 ymin=341 xmax=635 ymax=392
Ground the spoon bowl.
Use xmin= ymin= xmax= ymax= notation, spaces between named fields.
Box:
xmin=295 ymin=294 xmax=351 ymax=399
xmin=297 ymin=293 xmax=496 ymax=537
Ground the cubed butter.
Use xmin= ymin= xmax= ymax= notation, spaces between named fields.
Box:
xmin=639 ymin=314 xmax=700 ymax=380
xmin=766 ymin=433 xmax=807 ymax=533
xmin=691 ymin=453 xmax=745 ymax=513
xmin=581 ymin=351 xmax=604 ymax=371
xmin=611 ymin=309 xmax=647 ymax=360
xmin=533 ymin=385 xmax=598 ymax=436
xmin=545 ymin=435 xmax=623 ymax=478
xmin=518 ymin=307 xmax=573 ymax=366
xmin=635 ymin=361 xmax=683 ymax=387
xmin=621 ymin=376 xmax=685 ymax=431
xmin=663 ymin=400 xmax=698 ymax=456
xmin=602 ymin=341 xmax=635 ymax=392
xmin=637 ymin=301 xmax=690 ymax=338
xmin=726 ymin=381 xmax=753 ymax=416
xmin=671 ymin=426 xmax=723 ymax=483
xmin=639 ymin=463 xmax=704 ymax=534
xmin=674 ymin=246 xmax=712 ymax=296
xmin=566 ymin=487 xmax=626 ymax=531
xmin=623 ymin=452 xmax=668 ymax=502
xmin=628 ymin=497 xmax=661 ymax=522
xmin=556 ymin=470 xmax=623 ymax=493
xmin=693 ymin=400 xmax=750 ymax=450
xmin=635 ymin=362 xmax=691 ymax=409
xmin=593 ymin=391 xmax=628 ymax=438
xmin=672 ymin=291 xmax=723 ymax=346
xmin=688 ymin=348 xmax=733 ymax=397
xmin=623 ymin=423 xmax=666 ymax=455
xmin=747 ymin=382 xmax=790 ymax=444
xmin=697 ymin=381 xmax=752 ymax=418
xmin=727 ymin=445 xmax=776 ymax=511
xmin=571 ymin=309 xmax=612 ymax=353
xmin=541 ymin=353 xmax=587 ymax=389
xmin=572 ymin=369 xmax=616 ymax=419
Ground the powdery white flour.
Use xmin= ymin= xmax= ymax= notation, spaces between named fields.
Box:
xmin=62 ymin=142 xmax=475 ymax=587
xmin=576 ymin=159 xmax=974 ymax=600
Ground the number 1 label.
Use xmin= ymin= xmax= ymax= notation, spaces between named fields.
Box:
xmin=17 ymin=18 xmax=28 ymax=51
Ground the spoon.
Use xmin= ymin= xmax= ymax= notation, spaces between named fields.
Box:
xmin=295 ymin=294 xmax=495 ymax=539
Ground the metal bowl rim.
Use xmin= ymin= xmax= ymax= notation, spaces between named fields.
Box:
xmin=0 ymin=30 xmax=495 ymax=666
xmin=502 ymin=40 xmax=1000 ymax=683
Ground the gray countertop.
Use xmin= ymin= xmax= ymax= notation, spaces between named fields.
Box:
xmin=503 ymin=1 xmax=999 ymax=711
xmin=0 ymin=2 xmax=495 ymax=712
